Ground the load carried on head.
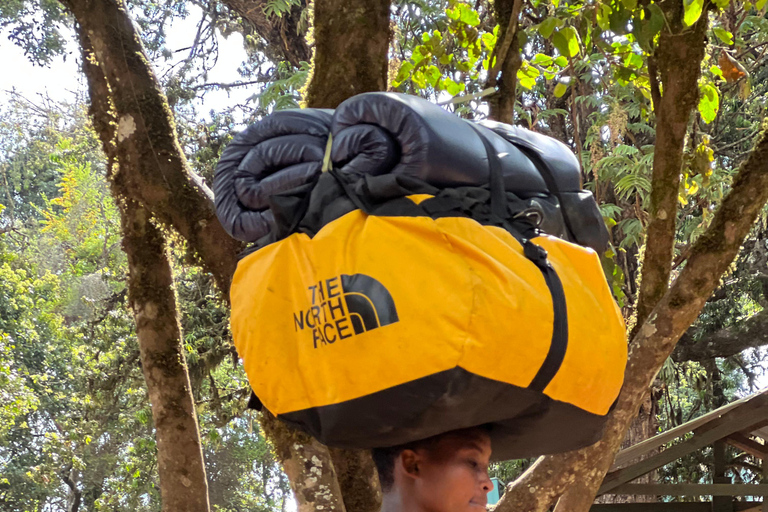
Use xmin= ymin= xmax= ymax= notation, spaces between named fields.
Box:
xmin=214 ymin=92 xmax=626 ymax=461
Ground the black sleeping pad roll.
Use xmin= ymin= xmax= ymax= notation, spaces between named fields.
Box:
xmin=479 ymin=119 xmax=609 ymax=253
xmin=214 ymin=109 xmax=333 ymax=242
xmin=478 ymin=119 xmax=583 ymax=192
xmin=331 ymin=92 xmax=551 ymax=197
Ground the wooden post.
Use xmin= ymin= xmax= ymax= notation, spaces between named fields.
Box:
xmin=713 ymin=441 xmax=734 ymax=512
xmin=762 ymin=448 xmax=767 ymax=512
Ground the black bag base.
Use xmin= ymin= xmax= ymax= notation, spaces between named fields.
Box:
xmin=277 ymin=367 xmax=609 ymax=461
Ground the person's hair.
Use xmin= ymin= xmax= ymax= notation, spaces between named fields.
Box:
xmin=371 ymin=426 xmax=492 ymax=491
xmin=371 ymin=439 xmax=432 ymax=492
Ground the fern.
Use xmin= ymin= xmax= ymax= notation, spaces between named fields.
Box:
xmin=263 ymin=0 xmax=301 ymax=18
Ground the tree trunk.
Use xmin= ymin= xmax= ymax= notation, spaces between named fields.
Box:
xmin=304 ymin=0 xmax=391 ymax=108
xmin=487 ymin=0 xmax=523 ymax=124
xmin=121 ymin=198 xmax=211 ymax=512
xmin=328 ymin=447 xmax=383 ymax=512
xmin=77 ymin=19 xmax=211 ymax=512
xmin=495 ymin=122 xmax=768 ymax=512
xmin=59 ymin=0 xmax=242 ymax=297
xmin=631 ymin=1 xmax=710 ymax=333
xmin=259 ymin=412 xmax=347 ymax=512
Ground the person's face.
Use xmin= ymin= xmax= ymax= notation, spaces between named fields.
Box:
xmin=403 ymin=430 xmax=493 ymax=512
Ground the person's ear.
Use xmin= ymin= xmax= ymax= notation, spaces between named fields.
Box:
xmin=399 ymin=449 xmax=421 ymax=481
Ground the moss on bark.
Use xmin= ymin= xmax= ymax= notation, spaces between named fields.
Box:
xmin=304 ymin=0 xmax=390 ymax=108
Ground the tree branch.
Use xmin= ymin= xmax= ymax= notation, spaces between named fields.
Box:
xmin=486 ymin=0 xmax=523 ymax=124
xmin=632 ymin=3 xmax=711 ymax=335
xmin=78 ymin=28 xmax=211 ymax=512
xmin=672 ymin=308 xmax=768 ymax=362
xmin=60 ymin=0 xmax=242 ymax=297
xmin=218 ymin=0 xmax=310 ymax=68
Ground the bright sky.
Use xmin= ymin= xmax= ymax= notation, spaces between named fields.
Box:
xmin=0 ymin=4 xmax=254 ymax=116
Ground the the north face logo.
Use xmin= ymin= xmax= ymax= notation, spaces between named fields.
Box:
xmin=293 ymin=274 xmax=399 ymax=348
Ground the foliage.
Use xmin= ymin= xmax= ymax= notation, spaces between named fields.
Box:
xmin=0 ymin=95 xmax=288 ymax=511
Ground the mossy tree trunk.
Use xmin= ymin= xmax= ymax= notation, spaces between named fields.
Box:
xmin=487 ymin=0 xmax=523 ymax=124
xmin=60 ymin=0 xmax=242 ymax=297
xmin=304 ymin=0 xmax=391 ymax=108
xmin=77 ymin=23 xmax=210 ymax=512
xmin=120 ymin=198 xmax=211 ymax=512
xmin=64 ymin=0 xmax=390 ymax=509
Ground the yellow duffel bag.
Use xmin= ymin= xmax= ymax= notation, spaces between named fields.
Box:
xmin=231 ymin=166 xmax=627 ymax=460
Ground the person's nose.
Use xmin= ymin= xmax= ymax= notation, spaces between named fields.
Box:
xmin=479 ymin=470 xmax=493 ymax=492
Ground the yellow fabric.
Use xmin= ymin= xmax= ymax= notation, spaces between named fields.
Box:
xmin=231 ymin=210 xmax=626 ymax=418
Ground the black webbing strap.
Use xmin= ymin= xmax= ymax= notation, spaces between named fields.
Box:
xmin=468 ymin=123 xmax=506 ymax=219
xmin=470 ymin=123 xmax=568 ymax=393
xmin=523 ymin=241 xmax=569 ymax=392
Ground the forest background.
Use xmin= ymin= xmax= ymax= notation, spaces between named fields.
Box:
xmin=1 ymin=0 xmax=768 ymax=511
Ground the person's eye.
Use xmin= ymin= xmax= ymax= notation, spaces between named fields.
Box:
xmin=467 ymin=459 xmax=479 ymax=468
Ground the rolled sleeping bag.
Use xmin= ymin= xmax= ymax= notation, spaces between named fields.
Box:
xmin=214 ymin=109 xmax=334 ymax=242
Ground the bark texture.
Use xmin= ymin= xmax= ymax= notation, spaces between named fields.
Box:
xmin=219 ymin=0 xmax=310 ymax=67
xmin=304 ymin=0 xmax=390 ymax=108
xmin=121 ymin=198 xmax=211 ymax=512
xmin=496 ymin=121 xmax=768 ymax=512
xmin=260 ymin=412 xmax=347 ymax=512
xmin=78 ymin=28 xmax=211 ymax=512
xmin=328 ymin=447 xmax=382 ymax=512
xmin=60 ymin=0 xmax=242 ymax=297
xmin=632 ymin=3 xmax=710 ymax=332
xmin=487 ymin=0 xmax=523 ymax=124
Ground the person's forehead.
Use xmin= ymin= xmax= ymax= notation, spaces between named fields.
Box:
xmin=436 ymin=429 xmax=492 ymax=452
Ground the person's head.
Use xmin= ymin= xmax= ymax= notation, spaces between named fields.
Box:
xmin=372 ymin=427 xmax=493 ymax=512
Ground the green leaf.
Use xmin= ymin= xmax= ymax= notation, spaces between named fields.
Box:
xmin=709 ymin=65 xmax=723 ymax=78
xmin=597 ymin=4 xmax=611 ymax=31
xmin=538 ymin=17 xmax=563 ymax=39
xmin=622 ymin=0 xmax=637 ymax=9
xmin=424 ymin=65 xmax=441 ymax=87
xmin=698 ymin=83 xmax=720 ymax=123
xmin=554 ymin=82 xmax=568 ymax=97
xmin=552 ymin=27 xmax=580 ymax=58
xmin=482 ymin=32 xmax=496 ymax=50
xmin=444 ymin=78 xmax=463 ymax=96
xmin=439 ymin=53 xmax=454 ymax=65
xmin=392 ymin=62 xmax=413 ymax=87
xmin=647 ymin=4 xmax=666 ymax=34
xmin=624 ymin=52 xmax=644 ymax=69
xmin=684 ymin=0 xmax=704 ymax=26
xmin=532 ymin=53 xmax=553 ymax=65
xmin=713 ymin=27 xmax=734 ymax=45
xmin=517 ymin=69 xmax=537 ymax=89
xmin=412 ymin=70 xmax=426 ymax=89
xmin=554 ymin=55 xmax=568 ymax=67
xmin=609 ymin=5 xmax=632 ymax=34
xmin=458 ymin=4 xmax=481 ymax=26
xmin=757 ymin=0 xmax=767 ymax=9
